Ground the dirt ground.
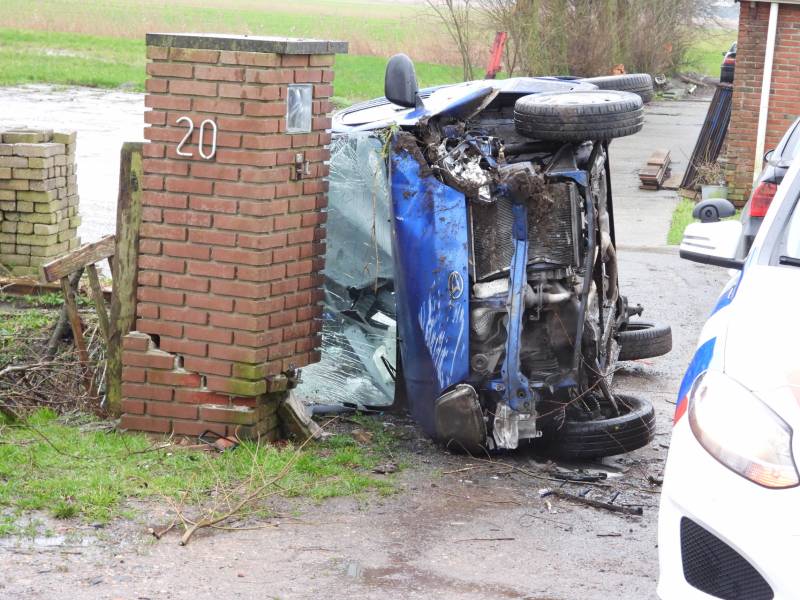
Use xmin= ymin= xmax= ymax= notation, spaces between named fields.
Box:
xmin=1 ymin=248 xmax=727 ymax=600
xmin=0 ymin=95 xmax=728 ymax=599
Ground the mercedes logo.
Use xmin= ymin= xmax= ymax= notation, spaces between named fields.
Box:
xmin=448 ymin=271 xmax=464 ymax=300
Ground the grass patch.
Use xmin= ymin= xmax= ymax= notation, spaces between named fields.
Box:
xmin=683 ymin=29 xmax=737 ymax=77
xmin=667 ymin=198 xmax=697 ymax=245
xmin=0 ymin=28 xmax=462 ymax=103
xmin=0 ymin=307 xmax=57 ymax=367
xmin=0 ymin=409 xmax=396 ymax=535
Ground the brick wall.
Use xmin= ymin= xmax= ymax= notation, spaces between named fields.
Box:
xmin=0 ymin=129 xmax=80 ymax=277
xmin=120 ymin=34 xmax=346 ymax=438
xmin=724 ymin=2 xmax=800 ymax=204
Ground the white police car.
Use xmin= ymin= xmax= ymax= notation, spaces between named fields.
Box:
xmin=658 ymin=158 xmax=800 ymax=600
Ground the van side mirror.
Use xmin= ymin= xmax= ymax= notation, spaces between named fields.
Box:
xmin=680 ymin=220 xmax=744 ymax=269
xmin=765 ymin=149 xmax=775 ymax=163
xmin=692 ymin=198 xmax=736 ymax=223
xmin=384 ymin=54 xmax=419 ymax=108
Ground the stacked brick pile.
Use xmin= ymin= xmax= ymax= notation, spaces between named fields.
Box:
xmin=120 ymin=34 xmax=345 ymax=438
xmin=0 ymin=129 xmax=80 ymax=277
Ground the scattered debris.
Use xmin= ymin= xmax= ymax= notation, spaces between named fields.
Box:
xmin=540 ymin=488 xmax=644 ymax=516
xmin=453 ymin=537 xmax=515 ymax=543
xmin=198 ymin=430 xmax=239 ymax=453
xmin=279 ymin=391 xmax=324 ymax=441
xmin=550 ymin=470 xmax=608 ymax=483
xmin=351 ymin=429 xmax=374 ymax=444
xmin=372 ymin=462 xmax=398 ymax=474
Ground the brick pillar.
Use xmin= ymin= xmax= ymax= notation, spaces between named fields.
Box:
xmin=724 ymin=2 xmax=800 ymax=205
xmin=120 ymin=34 xmax=347 ymax=438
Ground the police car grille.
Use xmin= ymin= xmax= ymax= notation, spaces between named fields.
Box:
xmin=680 ymin=517 xmax=773 ymax=600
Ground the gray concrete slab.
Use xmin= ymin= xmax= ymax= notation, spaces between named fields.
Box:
xmin=610 ymin=98 xmax=709 ymax=249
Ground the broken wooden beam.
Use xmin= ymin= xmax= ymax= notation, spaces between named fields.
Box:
xmin=42 ymin=235 xmax=115 ymax=283
xmin=107 ymin=142 xmax=143 ymax=415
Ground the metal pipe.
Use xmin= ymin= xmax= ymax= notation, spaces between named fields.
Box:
xmin=572 ymin=188 xmax=595 ymax=374
xmin=754 ymin=2 xmax=780 ymax=184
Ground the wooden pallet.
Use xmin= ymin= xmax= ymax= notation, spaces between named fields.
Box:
xmin=638 ymin=149 xmax=672 ymax=190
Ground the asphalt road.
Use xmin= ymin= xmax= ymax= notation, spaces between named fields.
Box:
xmin=1 ymin=96 xmax=731 ymax=599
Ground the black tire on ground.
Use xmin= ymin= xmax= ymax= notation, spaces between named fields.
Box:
xmin=582 ymin=73 xmax=654 ymax=104
xmin=514 ymin=90 xmax=644 ymax=142
xmin=549 ymin=394 xmax=656 ymax=459
xmin=617 ymin=321 xmax=672 ymax=361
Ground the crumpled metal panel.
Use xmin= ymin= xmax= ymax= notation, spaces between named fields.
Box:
xmin=295 ymin=132 xmax=397 ymax=408
xmin=390 ymin=136 xmax=470 ymax=437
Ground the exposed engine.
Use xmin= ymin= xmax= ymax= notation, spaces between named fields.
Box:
xmin=414 ymin=108 xmax=619 ymax=449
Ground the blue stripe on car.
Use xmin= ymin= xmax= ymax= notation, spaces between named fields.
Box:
xmin=675 ymin=337 xmax=716 ymax=420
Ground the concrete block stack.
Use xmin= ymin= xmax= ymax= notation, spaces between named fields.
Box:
xmin=0 ymin=129 xmax=80 ymax=277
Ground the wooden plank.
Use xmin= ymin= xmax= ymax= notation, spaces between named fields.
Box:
xmin=86 ymin=264 xmax=110 ymax=344
xmin=107 ymin=142 xmax=143 ymax=415
xmin=662 ymin=172 xmax=684 ymax=191
xmin=42 ymin=235 xmax=115 ymax=283
xmin=646 ymin=149 xmax=670 ymax=166
xmin=60 ymin=275 xmax=93 ymax=394
xmin=0 ymin=277 xmax=112 ymax=300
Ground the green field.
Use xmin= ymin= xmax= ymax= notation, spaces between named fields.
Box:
xmin=683 ymin=29 xmax=737 ymax=77
xmin=0 ymin=0 xmax=736 ymax=101
xmin=0 ymin=28 xmax=462 ymax=104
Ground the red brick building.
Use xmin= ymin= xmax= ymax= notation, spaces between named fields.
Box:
xmin=725 ymin=0 xmax=800 ymax=204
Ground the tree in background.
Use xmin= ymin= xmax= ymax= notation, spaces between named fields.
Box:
xmin=474 ymin=0 xmax=711 ymax=79
xmin=426 ymin=0 xmax=478 ymax=81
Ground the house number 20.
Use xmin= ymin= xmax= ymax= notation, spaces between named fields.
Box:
xmin=175 ymin=116 xmax=218 ymax=160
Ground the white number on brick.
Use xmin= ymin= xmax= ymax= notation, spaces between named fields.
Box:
xmin=198 ymin=119 xmax=218 ymax=160
xmin=175 ymin=116 xmax=217 ymax=160
xmin=175 ymin=116 xmax=194 ymax=157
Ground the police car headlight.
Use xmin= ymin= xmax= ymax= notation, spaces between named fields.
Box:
xmin=688 ymin=370 xmax=799 ymax=489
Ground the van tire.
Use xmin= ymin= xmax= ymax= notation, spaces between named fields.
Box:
xmin=514 ymin=90 xmax=644 ymax=142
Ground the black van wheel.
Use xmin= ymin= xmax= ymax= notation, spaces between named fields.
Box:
xmin=514 ymin=90 xmax=644 ymax=142
xmin=548 ymin=394 xmax=656 ymax=459
xmin=617 ymin=321 xmax=672 ymax=361
xmin=582 ymin=73 xmax=654 ymax=104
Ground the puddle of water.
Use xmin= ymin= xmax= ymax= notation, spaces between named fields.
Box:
xmin=0 ymin=84 xmax=144 ymax=245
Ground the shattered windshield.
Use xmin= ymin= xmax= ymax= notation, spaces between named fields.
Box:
xmin=294 ymin=132 xmax=397 ymax=408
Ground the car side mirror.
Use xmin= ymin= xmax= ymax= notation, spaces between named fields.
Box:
xmin=765 ymin=149 xmax=774 ymax=163
xmin=680 ymin=220 xmax=744 ymax=269
xmin=384 ymin=54 xmax=419 ymax=108
xmin=692 ymin=198 xmax=736 ymax=223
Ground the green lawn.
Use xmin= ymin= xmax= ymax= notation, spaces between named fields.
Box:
xmin=0 ymin=28 xmax=462 ymax=103
xmin=683 ymin=29 xmax=737 ymax=77
xmin=0 ymin=409 xmax=395 ymax=535
xmin=0 ymin=0 xmax=462 ymax=71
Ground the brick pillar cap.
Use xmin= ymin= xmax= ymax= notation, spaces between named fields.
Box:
xmin=145 ymin=33 xmax=348 ymax=55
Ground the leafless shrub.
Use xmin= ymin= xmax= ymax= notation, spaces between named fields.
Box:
xmin=0 ymin=318 xmax=105 ymax=419
xmin=426 ymin=0 xmax=478 ymax=81
xmin=477 ymin=0 xmax=713 ymax=77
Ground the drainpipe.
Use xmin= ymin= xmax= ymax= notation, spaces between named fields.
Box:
xmin=753 ymin=1 xmax=780 ymax=183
